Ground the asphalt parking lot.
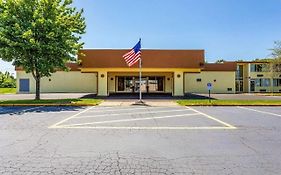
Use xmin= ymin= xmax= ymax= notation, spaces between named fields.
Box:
xmin=1 ymin=106 xmax=281 ymax=174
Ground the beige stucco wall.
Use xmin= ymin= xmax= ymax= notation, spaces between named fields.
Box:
xmin=174 ymin=71 xmax=184 ymax=96
xmin=184 ymin=71 xmax=235 ymax=93
xmin=97 ymin=71 xmax=108 ymax=96
xmin=16 ymin=71 xmax=97 ymax=93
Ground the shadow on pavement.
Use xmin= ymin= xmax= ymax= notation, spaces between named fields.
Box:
xmin=80 ymin=93 xmax=217 ymax=100
xmin=184 ymin=93 xmax=217 ymax=100
xmin=0 ymin=106 xmax=85 ymax=116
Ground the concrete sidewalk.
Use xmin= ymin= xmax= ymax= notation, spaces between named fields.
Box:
xmin=99 ymin=99 xmax=179 ymax=107
xmin=186 ymin=93 xmax=281 ymax=100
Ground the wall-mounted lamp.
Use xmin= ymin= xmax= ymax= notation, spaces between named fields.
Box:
xmin=101 ymin=74 xmax=105 ymax=78
xmin=177 ymin=74 xmax=181 ymax=78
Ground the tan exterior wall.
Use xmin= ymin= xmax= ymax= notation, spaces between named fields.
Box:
xmin=16 ymin=71 xmax=97 ymax=93
xmin=174 ymin=71 xmax=184 ymax=96
xmin=184 ymin=71 xmax=235 ymax=93
xmin=97 ymin=71 xmax=108 ymax=96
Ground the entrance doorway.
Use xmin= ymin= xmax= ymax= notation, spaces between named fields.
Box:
xmin=250 ymin=80 xmax=255 ymax=92
xmin=117 ymin=76 xmax=164 ymax=93
xmin=235 ymin=80 xmax=243 ymax=92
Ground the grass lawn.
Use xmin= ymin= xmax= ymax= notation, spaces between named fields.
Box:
xmin=0 ymin=98 xmax=102 ymax=106
xmin=0 ymin=88 xmax=16 ymax=94
xmin=177 ymin=99 xmax=281 ymax=106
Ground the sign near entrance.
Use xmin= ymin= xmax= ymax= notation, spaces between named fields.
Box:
xmin=207 ymin=83 xmax=212 ymax=90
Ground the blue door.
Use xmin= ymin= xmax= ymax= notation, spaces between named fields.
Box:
xmin=19 ymin=79 xmax=30 ymax=92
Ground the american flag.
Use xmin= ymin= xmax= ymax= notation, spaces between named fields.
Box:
xmin=123 ymin=40 xmax=141 ymax=67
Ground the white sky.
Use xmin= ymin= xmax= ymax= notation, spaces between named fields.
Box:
xmin=0 ymin=60 xmax=16 ymax=75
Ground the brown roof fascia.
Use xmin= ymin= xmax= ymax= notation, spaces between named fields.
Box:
xmin=202 ymin=62 xmax=237 ymax=71
xmin=78 ymin=49 xmax=205 ymax=69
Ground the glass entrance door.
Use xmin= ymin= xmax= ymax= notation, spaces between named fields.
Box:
xmin=134 ymin=78 xmax=147 ymax=92
xmin=235 ymin=80 xmax=243 ymax=92
xmin=117 ymin=76 xmax=164 ymax=93
xmin=250 ymin=80 xmax=255 ymax=92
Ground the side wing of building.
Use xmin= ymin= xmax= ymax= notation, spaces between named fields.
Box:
xmin=16 ymin=63 xmax=97 ymax=94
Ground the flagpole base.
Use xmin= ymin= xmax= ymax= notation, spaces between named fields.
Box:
xmin=133 ymin=100 xmax=147 ymax=106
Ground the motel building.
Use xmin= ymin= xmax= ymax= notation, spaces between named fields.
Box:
xmin=16 ymin=49 xmax=281 ymax=96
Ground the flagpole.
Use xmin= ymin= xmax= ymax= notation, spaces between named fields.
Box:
xmin=139 ymin=38 xmax=142 ymax=102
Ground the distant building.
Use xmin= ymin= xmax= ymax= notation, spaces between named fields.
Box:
xmin=16 ymin=49 xmax=280 ymax=96
xmin=236 ymin=61 xmax=281 ymax=93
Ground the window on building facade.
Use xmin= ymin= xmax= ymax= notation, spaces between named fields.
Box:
xmin=236 ymin=65 xmax=243 ymax=80
xmin=250 ymin=64 xmax=269 ymax=72
xmin=273 ymin=79 xmax=281 ymax=86
xmin=254 ymin=78 xmax=271 ymax=87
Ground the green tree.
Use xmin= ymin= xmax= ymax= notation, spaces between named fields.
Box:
xmin=0 ymin=0 xmax=86 ymax=99
xmin=0 ymin=71 xmax=16 ymax=88
xmin=269 ymin=41 xmax=281 ymax=93
xmin=271 ymin=41 xmax=281 ymax=59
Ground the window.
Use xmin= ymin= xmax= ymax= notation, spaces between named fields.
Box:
xmin=254 ymin=78 xmax=270 ymax=87
xmin=273 ymin=79 xmax=281 ymax=87
xmin=196 ymin=78 xmax=201 ymax=82
xmin=250 ymin=64 xmax=269 ymax=72
xmin=227 ymin=88 xmax=232 ymax=91
xmin=117 ymin=77 xmax=125 ymax=91
xmin=236 ymin=65 xmax=243 ymax=79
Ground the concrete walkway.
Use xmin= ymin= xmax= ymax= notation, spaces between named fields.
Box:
xmin=187 ymin=93 xmax=281 ymax=100
xmin=99 ymin=99 xmax=179 ymax=107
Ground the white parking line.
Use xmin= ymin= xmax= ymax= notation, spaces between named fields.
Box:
xmin=84 ymin=107 xmax=167 ymax=113
xmin=238 ymin=106 xmax=281 ymax=117
xmin=49 ymin=106 xmax=236 ymax=130
xmin=74 ymin=109 xmax=192 ymax=119
xmin=53 ymin=126 xmax=235 ymax=130
xmin=57 ymin=113 xmax=200 ymax=127
xmin=49 ymin=106 xmax=95 ymax=128
xmin=187 ymin=107 xmax=236 ymax=129
xmin=21 ymin=106 xmax=43 ymax=113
